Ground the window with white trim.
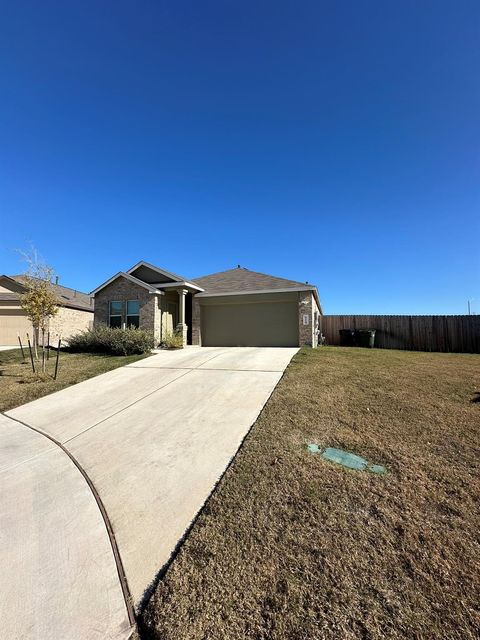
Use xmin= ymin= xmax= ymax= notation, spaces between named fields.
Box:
xmin=109 ymin=301 xmax=123 ymax=328
xmin=126 ymin=300 xmax=140 ymax=328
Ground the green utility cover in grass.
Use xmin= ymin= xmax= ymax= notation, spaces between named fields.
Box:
xmin=307 ymin=445 xmax=387 ymax=475
xmin=322 ymin=447 xmax=368 ymax=471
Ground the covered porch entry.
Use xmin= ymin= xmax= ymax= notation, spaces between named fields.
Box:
xmin=125 ymin=262 xmax=201 ymax=346
xmin=159 ymin=288 xmax=194 ymax=345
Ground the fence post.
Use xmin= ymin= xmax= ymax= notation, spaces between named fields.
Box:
xmin=41 ymin=329 xmax=46 ymax=373
xmin=26 ymin=332 xmax=35 ymax=373
xmin=17 ymin=334 xmax=25 ymax=360
xmin=54 ymin=338 xmax=62 ymax=380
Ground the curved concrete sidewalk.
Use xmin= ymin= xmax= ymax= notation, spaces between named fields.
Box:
xmin=0 ymin=413 xmax=131 ymax=639
xmin=1 ymin=346 xmax=297 ymax=637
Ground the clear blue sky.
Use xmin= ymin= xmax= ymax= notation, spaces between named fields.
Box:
xmin=1 ymin=1 xmax=479 ymax=314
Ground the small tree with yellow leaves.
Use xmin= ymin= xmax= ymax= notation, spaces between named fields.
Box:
xmin=18 ymin=247 xmax=59 ymax=371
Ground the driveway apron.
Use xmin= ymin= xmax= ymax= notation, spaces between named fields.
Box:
xmin=2 ymin=346 xmax=297 ymax=637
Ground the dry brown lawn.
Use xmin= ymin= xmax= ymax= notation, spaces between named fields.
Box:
xmin=0 ymin=348 xmax=148 ymax=412
xmin=140 ymin=347 xmax=480 ymax=640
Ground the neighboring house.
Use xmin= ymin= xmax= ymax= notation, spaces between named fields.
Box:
xmin=0 ymin=275 xmax=94 ymax=346
xmin=92 ymin=261 xmax=322 ymax=347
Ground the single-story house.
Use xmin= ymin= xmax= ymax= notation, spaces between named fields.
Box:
xmin=0 ymin=275 xmax=94 ymax=346
xmin=92 ymin=261 xmax=322 ymax=347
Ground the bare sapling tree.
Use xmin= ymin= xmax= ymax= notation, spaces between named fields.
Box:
xmin=18 ymin=246 xmax=59 ymax=373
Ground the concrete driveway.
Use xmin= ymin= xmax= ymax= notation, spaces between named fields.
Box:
xmin=1 ymin=346 xmax=297 ymax=639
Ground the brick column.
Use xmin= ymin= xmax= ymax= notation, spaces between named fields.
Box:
xmin=191 ymin=295 xmax=201 ymax=346
xmin=298 ymin=292 xmax=313 ymax=347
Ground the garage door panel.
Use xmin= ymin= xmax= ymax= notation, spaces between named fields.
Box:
xmin=0 ymin=309 xmax=32 ymax=346
xmin=201 ymin=301 xmax=298 ymax=347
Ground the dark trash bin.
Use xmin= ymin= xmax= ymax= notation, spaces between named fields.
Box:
xmin=339 ymin=329 xmax=356 ymax=346
xmin=356 ymin=329 xmax=376 ymax=348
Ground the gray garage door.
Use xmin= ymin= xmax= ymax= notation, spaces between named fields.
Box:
xmin=201 ymin=300 xmax=298 ymax=347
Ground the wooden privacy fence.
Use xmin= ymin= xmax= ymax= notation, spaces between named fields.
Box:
xmin=320 ymin=315 xmax=480 ymax=353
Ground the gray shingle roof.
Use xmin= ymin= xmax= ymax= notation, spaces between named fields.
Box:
xmin=7 ymin=275 xmax=93 ymax=312
xmin=192 ymin=267 xmax=315 ymax=294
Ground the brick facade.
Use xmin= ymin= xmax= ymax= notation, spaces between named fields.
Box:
xmin=298 ymin=291 xmax=314 ymax=347
xmin=48 ymin=306 xmax=93 ymax=344
xmin=94 ymin=279 xmax=162 ymax=344
xmin=191 ymin=296 xmax=201 ymax=345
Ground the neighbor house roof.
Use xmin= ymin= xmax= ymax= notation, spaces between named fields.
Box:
xmin=192 ymin=267 xmax=322 ymax=310
xmin=3 ymin=275 xmax=94 ymax=312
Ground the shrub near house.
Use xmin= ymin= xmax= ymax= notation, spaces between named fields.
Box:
xmin=68 ymin=326 xmax=154 ymax=355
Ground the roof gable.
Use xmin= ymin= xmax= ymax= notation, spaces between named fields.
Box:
xmin=92 ymin=264 xmax=203 ymax=296
xmin=127 ymin=261 xmax=185 ymax=284
xmin=90 ymin=272 xmax=164 ymax=296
